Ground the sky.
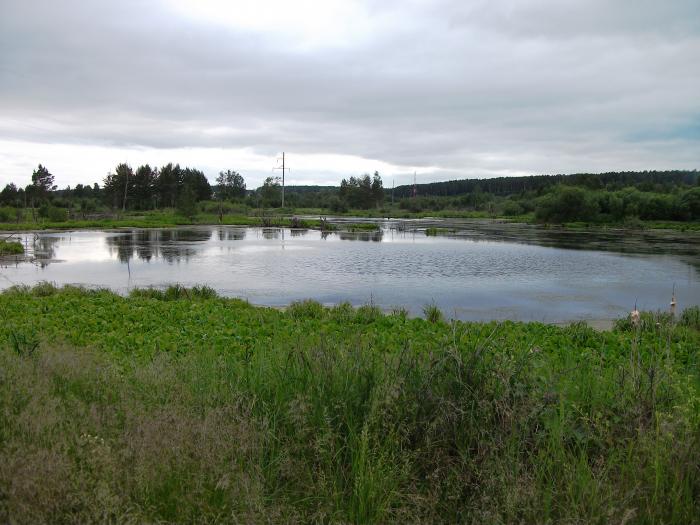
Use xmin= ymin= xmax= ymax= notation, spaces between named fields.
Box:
xmin=1 ymin=0 xmax=699 ymax=189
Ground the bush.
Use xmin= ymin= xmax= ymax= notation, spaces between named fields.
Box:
xmin=0 ymin=206 xmax=14 ymax=222
xmin=535 ymin=186 xmax=599 ymax=223
xmin=48 ymin=206 xmax=68 ymax=222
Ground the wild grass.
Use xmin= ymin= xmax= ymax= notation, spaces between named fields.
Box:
xmin=0 ymin=239 xmax=24 ymax=255
xmin=422 ymin=301 xmax=444 ymax=323
xmin=0 ymin=285 xmax=699 ymax=523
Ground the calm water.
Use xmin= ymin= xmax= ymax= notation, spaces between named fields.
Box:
xmin=2 ymin=221 xmax=699 ymax=323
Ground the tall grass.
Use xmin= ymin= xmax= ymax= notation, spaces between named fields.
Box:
xmin=0 ymin=285 xmax=699 ymax=523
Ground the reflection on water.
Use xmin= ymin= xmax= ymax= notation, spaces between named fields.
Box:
xmin=104 ymin=229 xmax=212 ymax=263
xmin=2 ymin=220 xmax=699 ymax=323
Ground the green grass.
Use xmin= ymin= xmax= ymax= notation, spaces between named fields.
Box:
xmin=1 ymin=284 xmax=699 ymax=523
xmin=0 ymin=239 xmax=24 ymax=255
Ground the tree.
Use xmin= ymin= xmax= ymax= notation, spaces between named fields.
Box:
xmin=157 ymin=163 xmax=182 ymax=208
xmin=132 ymin=165 xmax=158 ymax=210
xmin=181 ymin=168 xmax=212 ymax=202
xmin=176 ymin=184 xmax=198 ymax=220
xmin=0 ymin=183 xmax=19 ymax=206
xmin=103 ymin=163 xmax=134 ymax=210
xmin=681 ymin=188 xmax=700 ymax=220
xmin=371 ymin=171 xmax=384 ymax=207
xmin=260 ymin=176 xmax=282 ymax=207
xmin=30 ymin=164 xmax=55 ymax=207
xmin=339 ymin=174 xmax=375 ymax=209
xmin=216 ymin=170 xmax=246 ymax=200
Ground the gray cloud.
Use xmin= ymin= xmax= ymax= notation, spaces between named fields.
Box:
xmin=0 ymin=0 xmax=698 ymax=187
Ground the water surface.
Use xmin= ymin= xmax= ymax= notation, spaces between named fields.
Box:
xmin=2 ymin=221 xmax=698 ymax=323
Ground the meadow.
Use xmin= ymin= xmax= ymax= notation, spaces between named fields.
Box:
xmin=0 ymin=284 xmax=699 ymax=523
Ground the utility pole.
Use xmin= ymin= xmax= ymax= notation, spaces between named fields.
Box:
xmin=392 ymin=178 xmax=394 ymax=206
xmin=273 ymin=152 xmax=290 ymax=208
xmin=412 ymin=171 xmax=417 ymax=198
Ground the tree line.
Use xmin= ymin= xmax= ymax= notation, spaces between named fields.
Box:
xmin=2 ymin=164 xmax=699 ymax=224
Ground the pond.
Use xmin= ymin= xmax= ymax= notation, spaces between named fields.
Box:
xmin=1 ymin=220 xmax=699 ymax=323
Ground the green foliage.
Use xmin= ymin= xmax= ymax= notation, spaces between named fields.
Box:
xmin=176 ymin=184 xmax=198 ymax=220
xmin=0 ymin=240 xmax=24 ymax=255
xmin=339 ymin=172 xmax=384 ymax=209
xmin=0 ymin=286 xmax=699 ymax=522
xmin=216 ymin=169 xmax=246 ymax=200
xmin=0 ymin=207 xmax=13 ymax=222
xmin=38 ymin=205 xmax=68 ymax=222
xmin=535 ymin=186 xmax=600 ymax=223
xmin=31 ymin=164 xmax=55 ymax=199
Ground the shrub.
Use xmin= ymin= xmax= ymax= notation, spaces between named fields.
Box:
xmin=48 ymin=206 xmax=68 ymax=222
xmin=0 ymin=206 xmax=14 ymax=222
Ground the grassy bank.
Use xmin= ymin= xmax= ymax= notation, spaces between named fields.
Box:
xmin=3 ymin=207 xmax=699 ymax=233
xmin=0 ymin=239 xmax=24 ymax=255
xmin=1 ymin=285 xmax=699 ymax=523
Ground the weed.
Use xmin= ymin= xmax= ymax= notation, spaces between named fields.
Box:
xmin=423 ymin=302 xmax=444 ymax=323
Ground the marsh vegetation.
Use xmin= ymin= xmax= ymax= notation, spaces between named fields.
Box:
xmin=1 ymin=284 xmax=699 ymax=523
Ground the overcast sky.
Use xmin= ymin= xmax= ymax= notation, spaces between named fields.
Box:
xmin=1 ymin=0 xmax=699 ymax=189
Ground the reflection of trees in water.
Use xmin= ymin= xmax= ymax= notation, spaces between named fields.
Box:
xmin=338 ymin=231 xmax=383 ymax=242
xmin=32 ymin=236 xmax=61 ymax=268
xmin=262 ymin=228 xmax=280 ymax=240
xmin=105 ymin=229 xmax=210 ymax=263
xmin=289 ymin=229 xmax=309 ymax=238
xmin=217 ymin=227 xmax=246 ymax=241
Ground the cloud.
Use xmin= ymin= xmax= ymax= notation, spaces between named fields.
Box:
xmin=0 ymin=0 xmax=698 ymax=188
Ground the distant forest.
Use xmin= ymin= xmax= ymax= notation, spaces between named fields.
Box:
xmin=1 ymin=166 xmax=699 ymax=224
